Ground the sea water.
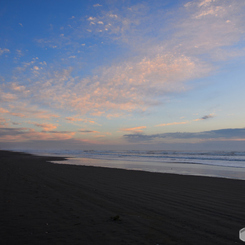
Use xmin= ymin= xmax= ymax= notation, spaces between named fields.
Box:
xmin=13 ymin=149 xmax=245 ymax=180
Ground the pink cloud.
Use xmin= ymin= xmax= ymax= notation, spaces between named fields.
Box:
xmin=2 ymin=105 xmax=60 ymax=119
xmin=0 ymin=108 xmax=9 ymax=114
xmin=65 ymin=117 xmax=84 ymax=122
xmin=0 ymin=127 xmax=75 ymax=142
xmin=10 ymin=112 xmax=26 ymax=118
xmin=121 ymin=126 xmax=146 ymax=133
xmin=156 ymin=121 xmax=188 ymax=127
xmin=65 ymin=117 xmax=96 ymax=124
xmin=5 ymin=51 xmax=208 ymax=118
xmin=32 ymin=123 xmax=58 ymax=131
xmin=0 ymin=91 xmax=17 ymax=102
xmin=10 ymin=83 xmax=27 ymax=92
xmin=0 ymin=118 xmax=8 ymax=127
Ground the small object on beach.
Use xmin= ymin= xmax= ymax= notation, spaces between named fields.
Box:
xmin=239 ymin=228 xmax=245 ymax=241
xmin=111 ymin=215 xmax=121 ymax=221
xmin=74 ymin=222 xmax=81 ymax=226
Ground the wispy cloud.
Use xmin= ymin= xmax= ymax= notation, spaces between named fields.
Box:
xmin=0 ymin=90 xmax=17 ymax=102
xmin=65 ymin=117 xmax=85 ymax=122
xmin=0 ymin=127 xmax=75 ymax=142
xmin=0 ymin=48 xmax=10 ymax=56
xmin=79 ymin=130 xmax=99 ymax=133
xmin=32 ymin=123 xmax=58 ymax=131
xmin=11 ymin=122 xmax=21 ymax=126
xmin=65 ymin=117 xmax=96 ymax=124
xmin=0 ymin=108 xmax=9 ymax=114
xmin=93 ymin=4 xmax=102 ymax=7
xmin=156 ymin=114 xmax=215 ymax=126
xmin=3 ymin=53 xmax=210 ymax=117
xmin=120 ymin=126 xmax=146 ymax=133
xmin=179 ymin=0 xmax=245 ymax=60
xmin=0 ymin=105 xmax=59 ymax=119
xmin=156 ymin=121 xmax=188 ymax=127
xmin=0 ymin=118 xmax=8 ymax=127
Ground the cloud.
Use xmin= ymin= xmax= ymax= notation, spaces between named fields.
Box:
xmin=65 ymin=117 xmax=83 ymax=122
xmin=0 ymin=127 xmax=28 ymax=136
xmin=179 ymin=0 xmax=245 ymax=59
xmin=79 ymin=130 xmax=99 ymax=133
xmin=0 ymin=105 xmax=59 ymax=119
xmin=15 ymin=49 xmax=24 ymax=58
xmin=32 ymin=123 xmax=57 ymax=131
xmin=194 ymin=113 xmax=215 ymax=121
xmin=156 ymin=114 xmax=214 ymax=126
xmin=0 ymin=108 xmax=9 ymax=114
xmin=9 ymin=112 xmax=26 ymax=118
xmin=26 ymin=110 xmax=59 ymax=119
xmin=0 ymin=118 xmax=8 ymax=127
xmin=11 ymin=122 xmax=21 ymax=125
xmin=0 ymin=91 xmax=17 ymax=102
xmin=10 ymin=83 xmax=28 ymax=92
xmin=33 ymin=66 xmax=39 ymax=70
xmin=1 ymin=0 xmax=245 ymax=120
xmin=0 ymin=127 xmax=75 ymax=142
xmin=0 ymin=48 xmax=10 ymax=56
xmin=198 ymin=0 xmax=213 ymax=7
xmin=156 ymin=121 xmax=188 ymax=127
xmin=87 ymin=17 xmax=96 ymax=21
xmin=20 ymin=53 xmax=209 ymax=116
xmin=93 ymin=4 xmax=102 ymax=7
xmin=33 ymin=0 xmax=245 ymax=57
xmin=65 ymin=117 xmax=96 ymax=124
xmin=124 ymin=127 xmax=245 ymax=142
xmin=195 ymin=6 xmax=224 ymax=19
xmin=120 ymin=126 xmax=146 ymax=133
xmin=201 ymin=114 xmax=214 ymax=120
xmin=85 ymin=0 xmax=245 ymax=60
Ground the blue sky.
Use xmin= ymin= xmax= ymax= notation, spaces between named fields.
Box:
xmin=1 ymin=0 xmax=245 ymax=151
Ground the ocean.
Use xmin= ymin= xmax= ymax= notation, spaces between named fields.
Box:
xmin=13 ymin=149 xmax=245 ymax=180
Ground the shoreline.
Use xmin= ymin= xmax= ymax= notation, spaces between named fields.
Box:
xmin=1 ymin=150 xmax=245 ymax=244
xmin=8 ymin=149 xmax=245 ymax=180
xmin=52 ymin=156 xmax=245 ymax=181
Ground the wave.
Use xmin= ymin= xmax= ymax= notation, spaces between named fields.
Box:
xmin=11 ymin=149 xmax=245 ymax=169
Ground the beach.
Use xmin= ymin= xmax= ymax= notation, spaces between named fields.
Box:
xmin=1 ymin=150 xmax=245 ymax=244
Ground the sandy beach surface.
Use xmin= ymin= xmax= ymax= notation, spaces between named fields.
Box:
xmin=1 ymin=150 xmax=245 ymax=244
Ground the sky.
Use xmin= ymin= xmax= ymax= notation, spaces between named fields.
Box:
xmin=1 ymin=0 xmax=245 ymax=151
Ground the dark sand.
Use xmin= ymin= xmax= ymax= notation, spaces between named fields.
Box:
xmin=1 ymin=150 xmax=245 ymax=244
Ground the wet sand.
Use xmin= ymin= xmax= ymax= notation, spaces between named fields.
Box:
xmin=1 ymin=150 xmax=245 ymax=244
